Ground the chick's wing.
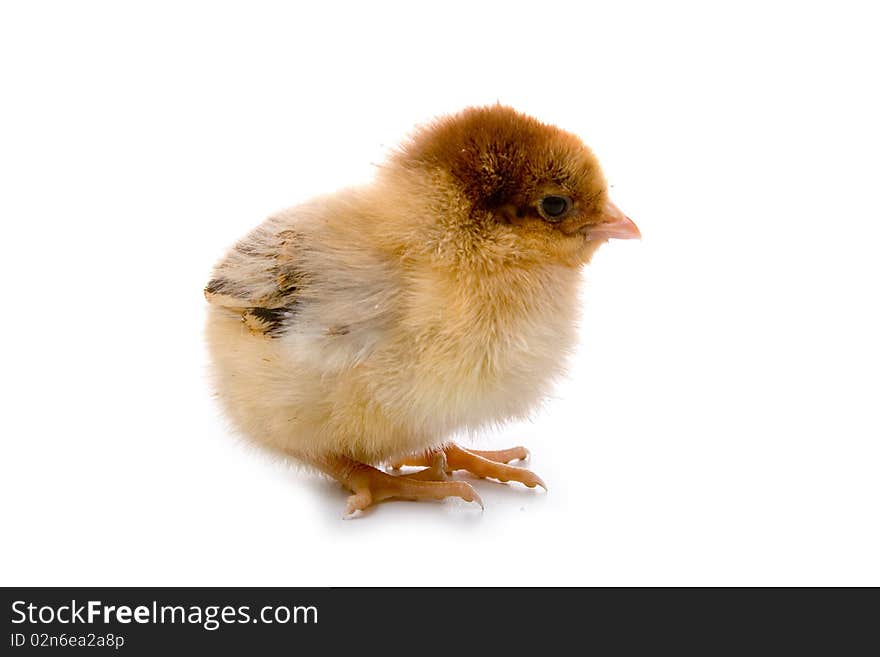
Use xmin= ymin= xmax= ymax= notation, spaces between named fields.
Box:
xmin=204 ymin=220 xmax=303 ymax=337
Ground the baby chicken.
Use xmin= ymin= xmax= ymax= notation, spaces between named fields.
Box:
xmin=205 ymin=105 xmax=639 ymax=516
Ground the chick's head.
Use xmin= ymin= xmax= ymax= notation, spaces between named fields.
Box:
xmin=390 ymin=105 xmax=639 ymax=268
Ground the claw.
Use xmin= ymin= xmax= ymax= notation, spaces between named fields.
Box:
xmin=456 ymin=483 xmax=484 ymax=510
xmin=528 ymin=474 xmax=548 ymax=491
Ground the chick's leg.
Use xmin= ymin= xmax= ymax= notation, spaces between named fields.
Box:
xmin=316 ymin=455 xmax=481 ymax=516
xmin=391 ymin=444 xmax=546 ymax=490
xmin=396 ymin=451 xmax=449 ymax=481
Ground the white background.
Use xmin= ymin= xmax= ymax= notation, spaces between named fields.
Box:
xmin=2 ymin=1 xmax=878 ymax=586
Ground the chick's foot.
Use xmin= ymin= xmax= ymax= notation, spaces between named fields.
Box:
xmin=317 ymin=455 xmax=482 ymax=517
xmin=391 ymin=444 xmax=546 ymax=490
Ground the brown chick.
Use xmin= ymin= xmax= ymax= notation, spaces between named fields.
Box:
xmin=204 ymin=105 xmax=639 ymax=516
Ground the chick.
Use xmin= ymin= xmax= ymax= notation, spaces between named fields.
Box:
xmin=205 ymin=105 xmax=639 ymax=516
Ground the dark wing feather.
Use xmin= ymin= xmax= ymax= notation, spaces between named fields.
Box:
xmin=204 ymin=222 xmax=303 ymax=337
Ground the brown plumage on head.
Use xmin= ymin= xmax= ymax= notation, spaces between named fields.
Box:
xmin=386 ymin=105 xmax=636 ymax=269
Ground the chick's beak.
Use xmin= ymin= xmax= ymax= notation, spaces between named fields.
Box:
xmin=584 ymin=200 xmax=641 ymax=241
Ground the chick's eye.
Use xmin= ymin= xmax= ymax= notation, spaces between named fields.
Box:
xmin=538 ymin=195 xmax=572 ymax=221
